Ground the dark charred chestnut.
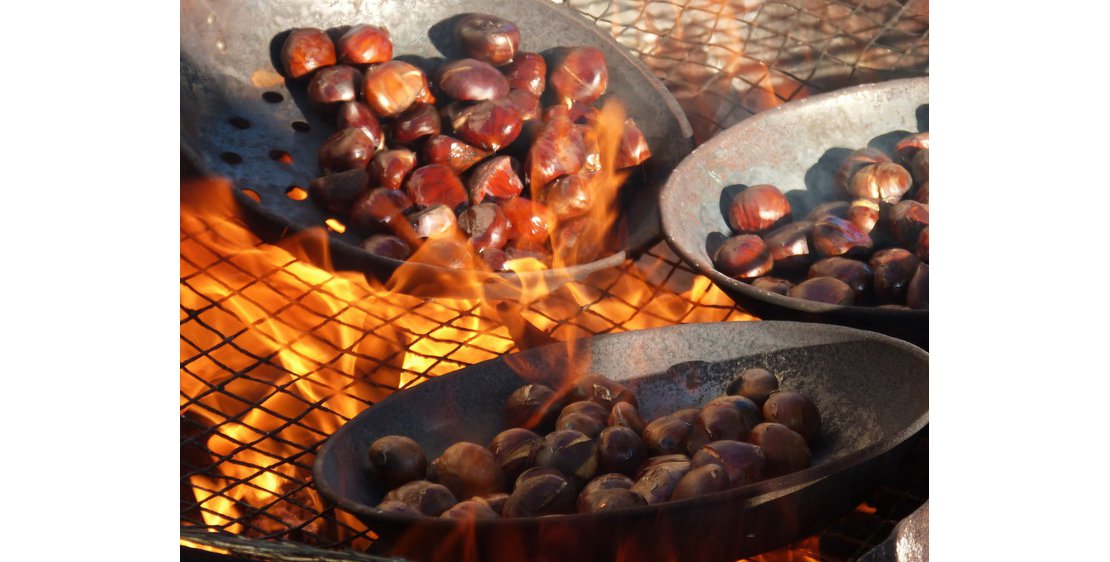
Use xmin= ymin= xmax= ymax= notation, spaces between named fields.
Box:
xmin=707 ymin=395 xmax=762 ymax=429
xmin=535 ymin=430 xmax=599 ymax=482
xmin=672 ymin=408 xmax=701 ymax=426
xmin=383 ymin=480 xmax=457 ymax=516
xmin=811 ymin=216 xmax=873 ymax=259
xmin=559 ymin=400 xmax=608 ymax=424
xmin=526 ymin=116 xmax=585 ymax=188
xmin=307 ymin=65 xmax=361 ymax=112
xmin=507 ymin=89 xmax=542 ymax=121
xmin=727 ymin=184 xmax=791 ymax=234
xmin=596 ymin=426 xmax=647 ymax=477
xmin=916 ymin=227 xmax=929 ymax=263
xmin=476 ymin=493 xmax=509 ymax=515
xmin=846 ymin=199 xmax=881 ymax=234
xmin=869 ymin=248 xmax=920 ymax=304
xmin=455 ymin=14 xmax=521 ymax=67
xmin=538 ymin=172 xmax=592 ymax=221
xmin=363 ymin=60 xmax=434 ymax=117
xmin=451 ymin=98 xmax=524 ymax=151
xmin=762 ymin=221 xmax=813 ymax=270
xmin=496 ymin=197 xmax=554 ymax=249
xmin=408 ymin=205 xmax=458 ymax=240
xmin=503 ymin=472 xmax=575 ymax=517
xmin=889 ymin=200 xmax=929 ymax=249
xmin=579 ymin=474 xmax=634 ymax=508
xmin=806 ymin=200 xmax=850 ymax=222
xmin=434 ymin=442 xmax=505 ymax=499
xmin=642 ymin=415 xmax=694 ymax=457
xmin=368 ymin=435 xmax=427 ymax=489
xmin=336 ymin=101 xmax=384 ymax=149
xmin=848 ymin=163 xmax=913 ymax=204
xmin=368 ymin=149 xmax=416 ymax=191
xmin=375 ymin=499 xmax=422 ymax=516
xmin=349 ymin=187 xmax=414 ymax=235
xmin=556 ymin=412 xmax=604 ymax=438
xmin=631 ymin=458 xmax=691 ymax=504
xmin=808 ymin=257 xmax=873 ymax=303
xmin=577 ymin=488 xmax=645 ymax=513
xmin=906 ymin=262 xmax=928 ymax=310
xmin=836 ymin=147 xmax=892 ymax=192
xmin=550 ymin=47 xmax=608 ymax=105
xmin=726 ymin=367 xmax=778 ymax=406
xmin=281 ymin=28 xmax=336 ymax=79
xmin=404 ymin=164 xmax=468 ymax=208
xmin=309 ymin=168 xmax=370 ymax=214
xmin=570 ymin=374 xmax=638 ymax=410
xmin=763 ymin=391 xmax=821 ymax=444
xmin=422 ymin=135 xmax=490 ymax=174
xmin=748 ymin=423 xmax=811 ymax=477
xmin=608 ymin=401 xmax=646 ymax=434
xmin=338 ymin=24 xmax=392 ymax=65
xmin=502 ymin=52 xmax=546 ymax=97
xmin=361 ymin=234 xmax=412 ymax=260
xmin=441 ymin=499 xmax=498 ymax=520
xmin=634 ymin=455 xmax=691 ymax=480
xmin=671 ymin=463 xmax=730 ymax=500
xmin=787 ymin=276 xmax=855 ymax=305
xmin=505 ymin=383 xmax=564 ymax=431
xmin=318 ymin=127 xmax=376 ymax=174
xmin=910 ymin=148 xmax=929 ymax=185
xmin=439 ymin=58 xmax=510 ymax=101
xmin=391 ymin=102 xmax=441 ymax=144
xmin=467 ymin=156 xmax=524 ymax=204
xmin=751 ymin=276 xmax=794 ymax=295
xmin=489 ymin=428 xmax=542 ymax=485
xmin=894 ymin=132 xmax=929 ymax=165
xmin=686 ymin=402 xmax=746 ymax=455
xmin=690 ymin=440 xmax=766 ymax=488
xmin=515 ymin=466 xmax=566 ymax=488
xmin=617 ymin=118 xmax=652 ymax=168
xmin=713 ymin=234 xmax=774 ymax=279
xmin=458 ymin=202 xmax=510 ymax=253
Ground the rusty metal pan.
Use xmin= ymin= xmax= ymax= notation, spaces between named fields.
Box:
xmin=180 ymin=0 xmax=693 ymax=298
xmin=659 ymin=78 xmax=928 ymax=348
xmin=313 ymin=321 xmax=928 ymax=562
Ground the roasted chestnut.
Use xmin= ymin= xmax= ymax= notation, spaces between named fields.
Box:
xmin=786 ymin=276 xmax=855 ymax=305
xmin=363 ymin=60 xmax=433 ymax=117
xmin=503 ymin=472 xmax=576 ymax=517
xmin=375 ymin=499 xmax=422 ymax=516
xmin=550 ymin=47 xmax=608 ymax=105
xmin=846 ymin=199 xmax=881 ymax=234
xmin=727 ymin=184 xmax=791 ymax=234
xmin=336 ymin=101 xmax=384 ymax=148
xmin=440 ymin=499 xmax=498 ymax=520
xmin=906 ymin=262 xmax=928 ymax=310
xmin=748 ymin=423 xmax=811 ymax=477
xmin=502 ymin=52 xmax=546 ymax=97
xmin=368 ymin=149 xmax=416 ymax=191
xmin=349 ymin=187 xmax=414 ymax=235
xmin=534 ymin=430 xmax=599 ymax=482
xmin=889 ymin=200 xmax=929 ymax=249
xmin=569 ymin=374 xmax=638 ymax=409
xmin=894 ymin=132 xmax=929 ymax=165
xmin=559 ymin=400 xmax=609 ymax=423
xmin=847 ymin=162 xmax=913 ymax=204
xmin=281 ymin=28 xmax=336 ymax=79
xmin=750 ymin=276 xmax=794 ymax=295
xmin=309 ymin=168 xmax=370 ymax=214
xmin=808 ymin=257 xmax=873 ymax=302
xmin=455 ymin=14 xmax=521 ymax=67
xmin=811 ymin=216 xmax=873 ymax=259
xmin=338 ymin=24 xmax=393 ymax=65
xmin=538 ymin=172 xmax=592 ymax=221
xmin=458 ymin=202 xmax=510 ymax=253
xmin=579 ymin=473 xmax=635 ymax=500
xmin=713 ymin=234 xmax=774 ymax=279
xmin=690 ymin=440 xmax=766 ymax=487
xmin=439 ymin=58 xmax=510 ymax=101
xmin=596 ymin=426 xmax=647 ymax=477
xmin=630 ymin=458 xmax=691 ymax=504
xmin=391 ymin=102 xmax=441 ymax=144
xmin=869 ymin=248 xmax=920 ymax=304
xmin=451 ymin=98 xmax=524 ymax=151
xmin=476 ymin=492 xmax=509 ymax=515
xmin=556 ymin=412 xmax=605 ymax=438
xmin=408 ymin=237 xmax=474 ymax=270
xmin=507 ymin=89 xmax=542 ymax=121
xmin=361 ymin=234 xmax=413 ymax=260
xmin=383 ymin=480 xmax=457 ymax=516
xmin=434 ymin=442 xmax=505 ymax=499
xmin=642 ymin=414 xmax=694 ymax=457
xmin=577 ymin=488 xmax=646 ymax=513
xmin=496 ymin=196 xmax=554 ymax=250
xmin=504 ymin=383 xmax=563 ymax=430
xmin=806 ymin=200 xmax=850 ymax=222
xmin=608 ymin=401 xmax=646 ymax=435
xmin=634 ymin=455 xmax=691 ymax=480
xmin=467 ymin=155 xmax=524 ymax=204
xmin=686 ymin=402 xmax=746 ymax=455
xmin=617 ymin=118 xmax=652 ymax=168
xmin=763 ymin=391 xmax=821 ymax=444
xmin=762 ymin=221 xmax=814 ymax=271
xmin=526 ymin=116 xmax=585 ymax=188
xmin=422 ymin=135 xmax=490 ymax=174
xmin=407 ymin=204 xmax=457 ymax=239
xmin=726 ymin=367 xmax=778 ymax=406
xmin=706 ymin=395 xmax=762 ymax=429
xmin=404 ymin=164 xmax=468 ymax=208
xmin=488 ymin=428 xmax=542 ymax=485
xmin=307 ymin=65 xmax=361 ymax=112
xmin=318 ymin=127 xmax=376 ymax=174
xmin=835 ymin=147 xmax=892 ymax=192
xmin=916 ymin=227 xmax=929 ymax=263
xmin=914 ymin=181 xmax=929 ymax=205
xmin=368 ymin=435 xmax=427 ymax=489
xmin=671 ymin=463 xmax=730 ymax=500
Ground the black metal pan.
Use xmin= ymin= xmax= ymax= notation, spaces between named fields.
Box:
xmin=180 ymin=0 xmax=693 ymax=298
xmin=313 ymin=321 xmax=928 ymax=562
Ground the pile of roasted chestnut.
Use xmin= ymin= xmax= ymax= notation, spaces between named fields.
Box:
xmin=713 ymin=134 xmax=928 ymax=309
xmin=277 ymin=14 xmax=652 ymax=271
xmin=367 ymin=367 xmax=819 ymax=519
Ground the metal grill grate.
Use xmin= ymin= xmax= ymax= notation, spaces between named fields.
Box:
xmin=180 ymin=0 xmax=927 ymax=559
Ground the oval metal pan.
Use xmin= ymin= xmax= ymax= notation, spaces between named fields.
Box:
xmin=180 ymin=0 xmax=693 ymax=296
xmin=659 ymin=78 xmax=929 ymax=348
xmin=313 ymin=321 xmax=928 ymax=562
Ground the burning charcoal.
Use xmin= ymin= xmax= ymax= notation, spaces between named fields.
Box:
xmin=408 ymin=205 xmax=458 ymax=239
xmin=848 ymin=163 xmax=912 ymax=204
xmin=535 ymin=430 xmax=599 ymax=482
xmin=337 ymin=24 xmax=392 ymax=64
xmin=307 ymin=65 xmax=361 ymax=113
xmin=441 ymin=499 xmax=498 ymax=520
xmin=596 ymin=426 xmax=646 ymax=477
xmin=476 ymin=493 xmax=509 ymax=515
xmin=404 ymin=164 xmax=468 ymax=209
xmin=685 ymin=402 xmax=746 ymax=455
xmin=438 ymin=58 xmax=510 ymax=101
xmin=870 ymin=248 xmax=920 ymax=304
xmin=808 ymin=257 xmax=873 ymax=303
xmin=363 ymin=60 xmax=434 ymax=117
xmin=526 ymin=116 xmax=585 ymax=189
xmin=455 ymin=14 xmax=521 ymax=67
xmin=422 ymin=135 xmax=490 ymax=174
xmin=577 ymin=488 xmax=645 ymax=514
xmin=391 ymin=102 xmax=441 ymax=144
xmin=726 ymin=368 xmax=779 ymax=407
xmin=748 ymin=423 xmax=811 ymax=477
xmin=458 ymin=202 xmax=510 ymax=253
xmin=631 ymin=459 xmax=690 ymax=504
xmin=434 ymin=442 xmax=505 ymax=499
xmin=502 ymin=52 xmax=546 ymax=97
xmin=713 ymin=234 xmax=774 ymax=280
xmin=309 ymin=168 xmax=370 ymax=214
xmin=349 ymin=187 xmax=414 ymax=235
xmin=281 ymin=28 xmax=335 ymax=79
xmin=505 ymin=383 xmax=564 ymax=431
xmin=467 ymin=156 xmax=524 ymax=204
xmin=569 ymin=374 xmax=638 ymax=410
xmin=617 ymin=118 xmax=651 ymax=168
xmin=906 ymin=263 xmax=929 ymax=310
xmin=368 ymin=149 xmax=417 ymax=191
xmin=361 ymin=234 xmax=412 ymax=261
xmin=642 ymin=415 xmax=694 ymax=457
xmin=835 ymin=147 xmax=891 ymax=193
xmin=384 ymin=480 xmax=457 ymax=516
xmin=762 ymin=391 xmax=821 ymax=445
xmin=489 ymin=428 xmax=542 ymax=485
xmin=787 ymin=277 xmax=855 ymax=305
xmin=368 ymin=435 xmax=427 ymax=490
xmin=503 ymin=472 xmax=575 ymax=517
xmin=450 ymin=98 xmax=523 ymax=151
xmin=811 ymin=216 xmax=872 ymax=259
xmin=556 ymin=412 xmax=604 ymax=438
xmin=549 ymin=47 xmax=608 ymax=105
xmin=607 ymin=401 xmax=646 ymax=435
xmin=671 ymin=464 xmax=729 ymax=501
xmin=706 ymin=395 xmax=762 ymax=429
xmin=750 ymin=276 xmax=794 ymax=295
xmin=690 ymin=440 xmax=766 ymax=488
xmin=318 ymin=127 xmax=376 ymax=174
xmin=336 ymin=101 xmax=384 ymax=149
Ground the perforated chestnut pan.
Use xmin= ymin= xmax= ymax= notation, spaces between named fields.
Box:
xmin=313 ymin=321 xmax=928 ymax=562
xmin=180 ymin=0 xmax=693 ymax=298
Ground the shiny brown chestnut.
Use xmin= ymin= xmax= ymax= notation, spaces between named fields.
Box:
xmin=707 ymin=395 xmax=762 ymax=429
xmin=502 ymin=52 xmax=546 ymax=97
xmin=686 ymin=402 xmax=746 ymax=455
xmin=408 ymin=237 xmax=474 ymax=270
xmin=507 ymin=90 xmax=542 ymax=121
xmin=408 ymin=205 xmax=458 ymax=239
xmin=672 ymin=408 xmax=702 ymax=426
xmin=750 ymin=276 xmax=794 ymax=295
xmin=763 ymin=391 xmax=821 ymax=444
xmin=489 ymin=428 xmax=542 ymax=484
xmin=889 ymin=200 xmax=930 ymax=249
xmin=338 ymin=24 xmax=392 ymax=65
xmin=642 ymin=415 xmax=694 ymax=457
xmin=391 ymin=102 xmax=441 ymax=144
xmin=748 ymin=423 xmax=811 ymax=477
xmin=368 ymin=435 xmax=427 ymax=490
xmin=617 ymin=118 xmax=652 ymax=168
xmin=336 ymin=102 xmax=384 ymax=150
xmin=458 ymin=202 xmax=510 ymax=253
xmin=434 ymin=442 xmax=505 ymax=499
xmin=894 ymin=132 xmax=929 ymax=165
xmin=440 ymin=499 xmax=498 ymax=520
xmin=309 ymin=168 xmax=370 ymax=214
xmin=690 ymin=440 xmax=766 ymax=487
xmin=726 ymin=367 xmax=778 ymax=406
xmin=869 ymin=248 xmax=920 ymax=304
xmin=631 ymin=458 xmax=691 ymax=504
xmin=363 ymin=60 xmax=434 ymax=117
xmin=552 ymin=217 xmax=606 ymax=266
xmin=811 ymin=216 xmax=873 ymax=259
xmin=634 ymin=455 xmax=691 ymax=480
xmin=916 ymin=227 xmax=929 ymax=263
xmin=456 ymin=14 xmax=521 ymax=67
xmin=383 ymin=480 xmax=457 ymax=516
xmin=504 ymin=472 xmax=576 ymax=517
xmin=835 ymin=147 xmax=892 ymax=192
xmin=539 ymin=172 xmax=592 ymax=221
xmin=505 ymin=383 xmax=564 ymax=430
xmin=579 ymin=473 xmax=635 ymax=500
xmin=368 ymin=149 xmax=416 ymax=191
xmin=557 ymin=412 xmax=605 ymax=438
xmin=496 ymin=197 xmax=554 ymax=249
xmin=422 ymin=135 xmax=490 ymax=174
xmin=439 ymin=58 xmax=510 ymax=101
xmin=307 ymin=65 xmax=361 ymax=112
xmin=404 ymin=164 xmax=468 ymax=208
xmin=787 ymin=276 xmax=855 ymax=305
xmin=569 ymin=374 xmax=638 ymax=410
xmin=608 ymin=401 xmax=646 ymax=435
xmin=671 ymin=464 xmax=730 ymax=501
xmin=318 ymin=127 xmax=376 ymax=174
xmin=451 ymin=98 xmax=524 ymax=151
xmin=527 ymin=116 xmax=586 ymax=188
xmin=596 ymin=426 xmax=647 ymax=477
xmin=361 ymin=234 xmax=413 ymax=260
xmin=808 ymin=257 xmax=873 ymax=303
xmin=514 ymin=466 xmax=567 ymax=488
xmin=846 ymin=199 xmax=881 ymax=234
xmin=910 ymin=148 xmax=929 ymax=186
xmin=906 ymin=262 xmax=929 ymax=310
xmin=727 ymin=184 xmax=791 ymax=234
xmin=577 ymin=488 xmax=646 ymax=513
xmin=550 ymin=47 xmax=608 ymax=105
xmin=848 ymin=163 xmax=913 ymax=204
xmin=762 ymin=221 xmax=813 ymax=270
xmin=806 ymin=200 xmax=850 ymax=222
xmin=578 ymin=124 xmax=602 ymax=172
xmin=281 ymin=28 xmax=336 ymax=79
xmin=915 ymin=181 xmax=929 ymax=205
xmin=535 ymin=430 xmax=599 ymax=482
xmin=349 ymin=187 xmax=414 ymax=235
xmin=468 ymin=156 xmax=524 ymax=204
xmin=713 ymin=234 xmax=774 ymax=279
